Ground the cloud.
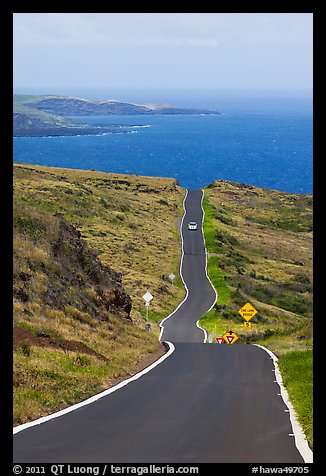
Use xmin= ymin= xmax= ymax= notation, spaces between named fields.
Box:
xmin=14 ymin=13 xmax=312 ymax=51
xmin=13 ymin=13 xmax=313 ymax=90
xmin=14 ymin=13 xmax=100 ymax=47
xmin=12 ymin=13 xmax=223 ymax=49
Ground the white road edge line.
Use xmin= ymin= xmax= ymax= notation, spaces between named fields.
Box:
xmin=199 ymin=189 xmax=218 ymax=343
xmin=159 ymin=189 xmax=189 ymax=341
xmin=13 ymin=341 xmax=175 ymax=434
xmin=196 ymin=319 xmax=208 ymax=343
xmin=253 ymin=344 xmax=313 ymax=463
xmin=14 ymin=188 xmax=192 ymax=434
xmin=13 ymin=188 xmax=189 ymax=435
xmin=199 ymin=192 xmax=312 ymax=462
xmin=159 ymin=189 xmax=217 ymax=344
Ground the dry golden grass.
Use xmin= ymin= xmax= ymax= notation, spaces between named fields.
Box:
xmin=14 ymin=163 xmax=186 ymax=324
xmin=13 ymin=163 xmax=186 ymax=423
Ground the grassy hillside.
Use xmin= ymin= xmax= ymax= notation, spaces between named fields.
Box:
xmin=13 ymin=94 xmax=220 ymax=116
xmin=13 ymin=166 xmax=313 ymax=446
xmin=13 ymin=95 xmax=76 ymax=126
xmin=200 ymin=180 xmax=313 ymax=446
xmin=13 ymin=164 xmax=186 ymax=424
xmin=200 ymin=180 xmax=312 ymax=350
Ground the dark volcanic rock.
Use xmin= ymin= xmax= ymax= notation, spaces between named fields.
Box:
xmin=51 ymin=216 xmax=132 ymax=319
xmin=13 ymin=126 xmax=130 ymax=137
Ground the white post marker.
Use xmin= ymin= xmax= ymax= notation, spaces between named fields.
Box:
xmin=143 ymin=291 xmax=153 ymax=319
xmin=168 ymin=273 xmax=175 ymax=286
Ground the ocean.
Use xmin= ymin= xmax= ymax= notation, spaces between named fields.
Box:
xmin=13 ymin=90 xmax=313 ymax=193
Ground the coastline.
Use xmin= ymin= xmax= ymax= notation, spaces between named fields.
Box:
xmin=13 ymin=126 xmax=132 ymax=138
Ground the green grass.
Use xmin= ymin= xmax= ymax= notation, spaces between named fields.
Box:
xmin=206 ymin=256 xmax=230 ymax=304
xmin=200 ymin=194 xmax=233 ymax=338
xmin=202 ymin=194 xmax=231 ymax=306
xmin=278 ymin=350 xmax=313 ymax=447
xmin=200 ymin=183 xmax=312 ymax=345
xmin=202 ymin=195 xmax=219 ymax=253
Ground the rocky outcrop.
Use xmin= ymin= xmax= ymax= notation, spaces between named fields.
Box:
xmin=14 ymin=205 xmax=132 ymax=322
xmin=51 ymin=215 xmax=132 ymax=319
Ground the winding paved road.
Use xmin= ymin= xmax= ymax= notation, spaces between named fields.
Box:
xmin=13 ymin=190 xmax=307 ymax=463
xmin=160 ymin=189 xmax=216 ymax=343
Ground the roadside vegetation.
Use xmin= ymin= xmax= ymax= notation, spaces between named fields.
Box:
xmin=200 ymin=180 xmax=313 ymax=447
xmin=278 ymin=350 xmax=313 ymax=446
xmin=13 ymin=163 xmax=186 ymax=424
xmin=13 ymin=166 xmax=313 ymax=448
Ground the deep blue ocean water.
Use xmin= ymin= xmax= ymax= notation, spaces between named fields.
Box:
xmin=13 ymin=92 xmax=313 ymax=193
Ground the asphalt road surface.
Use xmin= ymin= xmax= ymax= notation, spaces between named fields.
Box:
xmin=160 ymin=189 xmax=216 ymax=343
xmin=13 ymin=190 xmax=305 ymax=463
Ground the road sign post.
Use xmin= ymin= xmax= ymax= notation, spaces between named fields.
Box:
xmin=239 ymin=303 xmax=256 ymax=342
xmin=145 ymin=301 xmax=150 ymax=319
xmin=168 ymin=273 xmax=176 ymax=286
xmin=243 ymin=321 xmax=253 ymax=342
xmin=143 ymin=292 xmax=153 ymax=320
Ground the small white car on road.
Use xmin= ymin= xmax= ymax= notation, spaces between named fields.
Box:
xmin=188 ymin=222 xmax=198 ymax=230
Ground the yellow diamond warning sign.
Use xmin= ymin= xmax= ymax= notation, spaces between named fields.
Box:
xmin=222 ymin=330 xmax=239 ymax=345
xmin=238 ymin=302 xmax=257 ymax=321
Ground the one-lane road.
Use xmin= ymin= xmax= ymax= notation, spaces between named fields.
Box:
xmin=160 ymin=189 xmax=216 ymax=343
xmin=13 ymin=189 xmax=307 ymax=463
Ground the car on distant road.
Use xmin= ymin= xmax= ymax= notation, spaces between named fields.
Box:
xmin=188 ymin=222 xmax=198 ymax=230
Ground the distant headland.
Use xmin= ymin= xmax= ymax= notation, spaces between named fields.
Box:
xmin=13 ymin=94 xmax=220 ymax=137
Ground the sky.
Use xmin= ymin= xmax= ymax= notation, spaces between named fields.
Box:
xmin=13 ymin=13 xmax=313 ymax=93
